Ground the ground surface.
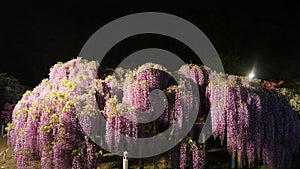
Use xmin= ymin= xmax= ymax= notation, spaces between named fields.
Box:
xmin=0 ymin=137 xmax=299 ymax=169
xmin=0 ymin=137 xmax=16 ymax=169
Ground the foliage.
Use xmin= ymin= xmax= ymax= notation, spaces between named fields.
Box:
xmin=279 ymin=88 xmax=300 ymax=114
xmin=263 ymin=80 xmax=284 ymax=90
xmin=0 ymin=102 xmax=16 ymax=124
xmin=284 ymin=78 xmax=300 ymax=93
xmin=0 ymin=73 xmax=25 ymax=125
xmin=0 ymin=73 xmax=25 ymax=106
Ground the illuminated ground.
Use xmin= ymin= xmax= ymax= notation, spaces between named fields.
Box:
xmin=0 ymin=137 xmax=299 ymax=169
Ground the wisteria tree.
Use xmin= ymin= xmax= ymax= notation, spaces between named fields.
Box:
xmin=7 ymin=58 xmax=300 ymax=169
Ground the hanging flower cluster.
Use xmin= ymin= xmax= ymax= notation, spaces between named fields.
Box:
xmin=178 ymin=138 xmax=204 ymax=169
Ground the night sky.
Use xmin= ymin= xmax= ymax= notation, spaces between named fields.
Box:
xmin=1 ymin=1 xmax=299 ymax=88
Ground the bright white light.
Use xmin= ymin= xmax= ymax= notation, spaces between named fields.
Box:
xmin=248 ymin=72 xmax=255 ymax=79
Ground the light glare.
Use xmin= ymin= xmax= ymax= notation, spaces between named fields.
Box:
xmin=248 ymin=72 xmax=255 ymax=79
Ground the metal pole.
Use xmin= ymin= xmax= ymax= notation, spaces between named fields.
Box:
xmin=123 ymin=151 xmax=128 ymax=169
xmin=231 ymin=154 xmax=235 ymax=169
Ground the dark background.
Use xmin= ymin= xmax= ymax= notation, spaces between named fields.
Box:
xmin=0 ymin=1 xmax=299 ymax=87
